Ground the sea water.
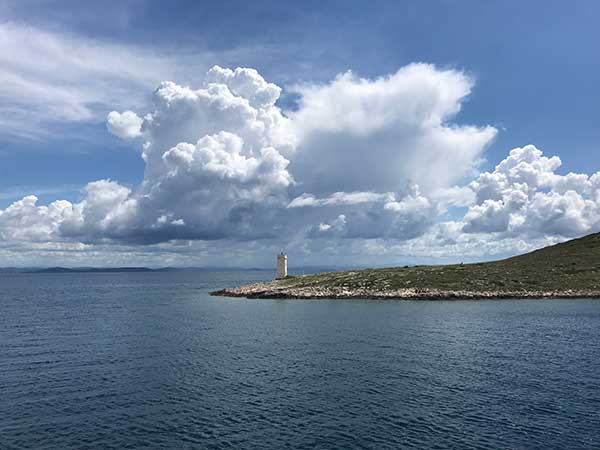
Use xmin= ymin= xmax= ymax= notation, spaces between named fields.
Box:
xmin=1 ymin=270 xmax=599 ymax=449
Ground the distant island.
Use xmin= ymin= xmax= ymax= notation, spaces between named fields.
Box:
xmin=30 ymin=267 xmax=163 ymax=273
xmin=0 ymin=267 xmax=164 ymax=273
xmin=211 ymin=232 xmax=600 ymax=300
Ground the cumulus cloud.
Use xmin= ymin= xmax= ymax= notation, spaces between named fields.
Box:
xmin=123 ymin=66 xmax=296 ymax=242
xmin=288 ymin=64 xmax=497 ymax=196
xmin=139 ymin=130 xmax=292 ymax=241
xmin=107 ymin=111 xmax=143 ymax=139
xmin=74 ymin=180 xmax=138 ymax=238
xmin=1 ymin=66 xmax=296 ymax=245
xmin=463 ymin=145 xmax=600 ymax=237
xmin=3 ymin=64 xmax=598 ymax=265
xmin=205 ymin=66 xmax=282 ymax=108
xmin=0 ymin=180 xmax=140 ymax=245
xmin=0 ymin=196 xmax=75 ymax=242
xmin=307 ymin=186 xmax=437 ymax=240
xmin=282 ymin=64 xmax=497 ymax=245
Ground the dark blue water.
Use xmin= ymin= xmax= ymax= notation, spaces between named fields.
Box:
xmin=1 ymin=271 xmax=600 ymax=449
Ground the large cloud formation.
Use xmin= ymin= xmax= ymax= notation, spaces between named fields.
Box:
xmin=1 ymin=64 xmax=597 ymax=264
xmin=288 ymin=64 xmax=496 ymax=195
xmin=2 ymin=66 xmax=297 ymax=247
xmin=464 ymin=145 xmax=600 ymax=237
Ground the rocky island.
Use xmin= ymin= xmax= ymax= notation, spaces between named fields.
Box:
xmin=211 ymin=232 xmax=600 ymax=300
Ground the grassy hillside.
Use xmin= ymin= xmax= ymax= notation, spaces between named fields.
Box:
xmin=274 ymin=233 xmax=600 ymax=294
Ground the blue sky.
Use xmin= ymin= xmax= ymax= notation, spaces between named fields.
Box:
xmin=1 ymin=0 xmax=599 ymax=266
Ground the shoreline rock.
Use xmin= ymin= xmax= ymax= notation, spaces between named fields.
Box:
xmin=210 ymin=283 xmax=600 ymax=300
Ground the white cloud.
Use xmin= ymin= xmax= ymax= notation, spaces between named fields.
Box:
xmin=3 ymin=64 xmax=598 ymax=266
xmin=76 ymin=180 xmax=138 ymax=236
xmin=126 ymin=68 xmax=295 ymax=242
xmin=107 ymin=111 xmax=143 ymax=139
xmin=430 ymin=186 xmax=476 ymax=207
xmin=205 ymin=66 xmax=282 ymax=108
xmin=307 ymin=186 xmax=437 ymax=240
xmin=0 ymin=195 xmax=75 ymax=242
xmin=0 ymin=22 xmax=209 ymax=138
xmin=1 ymin=66 xmax=295 ymax=245
xmin=0 ymin=179 xmax=141 ymax=245
xmin=140 ymin=130 xmax=292 ymax=240
xmin=524 ymin=191 xmax=597 ymax=236
xmin=463 ymin=145 xmax=600 ymax=237
xmin=288 ymin=191 xmax=393 ymax=208
xmin=288 ymin=64 xmax=497 ymax=196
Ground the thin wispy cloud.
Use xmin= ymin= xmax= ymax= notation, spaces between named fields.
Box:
xmin=0 ymin=22 xmax=211 ymax=138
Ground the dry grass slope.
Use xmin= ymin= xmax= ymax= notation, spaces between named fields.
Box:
xmin=282 ymin=233 xmax=600 ymax=292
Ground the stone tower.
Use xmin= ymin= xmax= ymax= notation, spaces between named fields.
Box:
xmin=276 ymin=253 xmax=288 ymax=279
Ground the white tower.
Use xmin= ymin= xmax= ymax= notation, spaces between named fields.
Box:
xmin=276 ymin=253 xmax=288 ymax=279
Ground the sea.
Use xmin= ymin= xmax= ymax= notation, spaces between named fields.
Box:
xmin=1 ymin=270 xmax=599 ymax=450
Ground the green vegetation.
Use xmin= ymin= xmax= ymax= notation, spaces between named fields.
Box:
xmin=274 ymin=233 xmax=600 ymax=294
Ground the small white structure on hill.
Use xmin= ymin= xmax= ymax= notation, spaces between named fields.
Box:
xmin=276 ymin=253 xmax=288 ymax=279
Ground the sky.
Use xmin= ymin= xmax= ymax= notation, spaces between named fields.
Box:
xmin=1 ymin=0 xmax=599 ymax=268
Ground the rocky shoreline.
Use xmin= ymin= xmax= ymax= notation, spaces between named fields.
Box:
xmin=210 ymin=282 xmax=600 ymax=300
